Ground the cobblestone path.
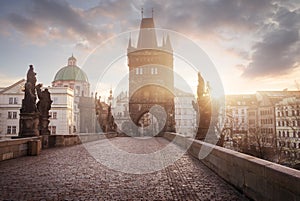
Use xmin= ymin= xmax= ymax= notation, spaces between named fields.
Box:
xmin=0 ymin=137 xmax=249 ymax=200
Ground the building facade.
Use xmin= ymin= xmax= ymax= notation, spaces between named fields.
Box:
xmin=0 ymin=55 xmax=96 ymax=137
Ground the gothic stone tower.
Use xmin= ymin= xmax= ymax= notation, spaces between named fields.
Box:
xmin=127 ymin=16 xmax=175 ymax=135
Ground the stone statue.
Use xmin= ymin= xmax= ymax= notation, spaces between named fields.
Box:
xmin=36 ymin=84 xmax=52 ymax=116
xmin=195 ymin=72 xmax=212 ymax=140
xmin=21 ymin=65 xmax=38 ymax=113
xmin=19 ymin=65 xmax=39 ymax=137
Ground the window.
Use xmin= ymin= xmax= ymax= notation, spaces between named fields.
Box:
xmin=52 ymin=112 xmax=57 ymax=119
xmin=8 ymin=112 xmax=12 ymax=119
xmin=278 ymin=121 xmax=281 ymax=126
xmin=7 ymin=126 xmax=11 ymax=134
xmin=139 ymin=68 xmax=143 ymax=74
xmin=13 ymin=112 xmax=17 ymax=119
xmin=49 ymin=126 xmax=56 ymax=134
xmin=136 ymin=68 xmax=139 ymax=75
xmin=12 ymin=126 xmax=16 ymax=134
xmin=286 ymin=111 xmax=288 ymax=116
xmin=8 ymin=97 xmax=18 ymax=104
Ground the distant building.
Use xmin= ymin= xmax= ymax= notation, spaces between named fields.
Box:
xmin=224 ymin=94 xmax=256 ymax=150
xmin=0 ymin=79 xmax=74 ymax=136
xmin=0 ymin=55 xmax=96 ymax=137
xmin=223 ymin=91 xmax=300 ymax=164
xmin=52 ymin=55 xmax=95 ymax=133
xmin=275 ymin=96 xmax=300 ymax=159
xmin=174 ymin=88 xmax=197 ymax=137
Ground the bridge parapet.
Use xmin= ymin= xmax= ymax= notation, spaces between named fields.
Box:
xmin=163 ymin=132 xmax=300 ymax=201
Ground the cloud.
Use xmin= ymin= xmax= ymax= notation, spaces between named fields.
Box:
xmin=1 ymin=0 xmax=299 ymax=79
xmin=5 ymin=13 xmax=45 ymax=40
xmin=242 ymin=5 xmax=300 ymax=77
xmin=0 ymin=0 xmax=103 ymax=46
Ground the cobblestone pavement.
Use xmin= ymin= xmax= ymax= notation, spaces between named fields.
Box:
xmin=0 ymin=137 xmax=249 ymax=201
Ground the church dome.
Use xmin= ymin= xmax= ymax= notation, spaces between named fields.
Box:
xmin=53 ymin=55 xmax=89 ymax=82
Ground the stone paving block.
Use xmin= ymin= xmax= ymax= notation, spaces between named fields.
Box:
xmin=0 ymin=137 xmax=249 ymax=201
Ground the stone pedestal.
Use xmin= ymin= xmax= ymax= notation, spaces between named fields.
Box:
xmin=19 ymin=113 xmax=40 ymax=137
xmin=39 ymin=115 xmax=51 ymax=148
xmin=39 ymin=115 xmax=50 ymax=135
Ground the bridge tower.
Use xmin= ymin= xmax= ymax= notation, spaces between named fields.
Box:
xmin=127 ymin=13 xmax=175 ymax=135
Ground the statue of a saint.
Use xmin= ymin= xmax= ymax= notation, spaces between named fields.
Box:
xmin=36 ymin=84 xmax=52 ymax=116
xmin=21 ymin=65 xmax=38 ymax=113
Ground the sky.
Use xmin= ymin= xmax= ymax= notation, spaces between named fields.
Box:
xmin=0 ymin=0 xmax=299 ymax=96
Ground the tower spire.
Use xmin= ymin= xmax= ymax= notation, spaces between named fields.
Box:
xmin=165 ymin=34 xmax=172 ymax=51
xmin=141 ymin=7 xmax=144 ymax=18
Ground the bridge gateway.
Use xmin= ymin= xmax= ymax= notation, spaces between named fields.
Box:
xmin=127 ymin=16 xmax=175 ymax=136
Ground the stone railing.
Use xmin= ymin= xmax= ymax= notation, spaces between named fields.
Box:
xmin=0 ymin=133 xmax=118 ymax=161
xmin=44 ymin=133 xmax=118 ymax=148
xmin=163 ymin=132 xmax=300 ymax=201
xmin=0 ymin=136 xmax=42 ymax=162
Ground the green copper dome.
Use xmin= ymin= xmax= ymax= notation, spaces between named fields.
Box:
xmin=53 ymin=55 xmax=89 ymax=82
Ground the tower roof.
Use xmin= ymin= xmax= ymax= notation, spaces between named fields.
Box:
xmin=53 ymin=55 xmax=89 ymax=82
xmin=137 ymin=17 xmax=158 ymax=48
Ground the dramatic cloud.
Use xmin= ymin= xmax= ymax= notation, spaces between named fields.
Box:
xmin=0 ymin=0 xmax=299 ymax=81
xmin=5 ymin=13 xmax=45 ymax=39
xmin=243 ymin=5 xmax=300 ymax=77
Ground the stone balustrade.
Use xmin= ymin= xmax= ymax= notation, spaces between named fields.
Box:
xmin=163 ymin=132 xmax=300 ymax=201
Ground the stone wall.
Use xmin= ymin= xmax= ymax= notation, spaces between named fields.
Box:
xmin=0 ymin=133 xmax=118 ymax=161
xmin=45 ymin=133 xmax=118 ymax=148
xmin=163 ymin=132 xmax=300 ymax=201
xmin=0 ymin=137 xmax=41 ymax=162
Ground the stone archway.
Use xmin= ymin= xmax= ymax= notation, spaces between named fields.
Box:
xmin=129 ymin=84 xmax=175 ymax=136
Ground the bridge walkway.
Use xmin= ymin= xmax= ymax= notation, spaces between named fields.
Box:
xmin=0 ymin=137 xmax=248 ymax=200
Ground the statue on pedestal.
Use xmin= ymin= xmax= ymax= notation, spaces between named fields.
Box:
xmin=19 ymin=65 xmax=40 ymax=137
xmin=193 ymin=72 xmax=212 ymax=140
xmin=36 ymin=84 xmax=52 ymax=135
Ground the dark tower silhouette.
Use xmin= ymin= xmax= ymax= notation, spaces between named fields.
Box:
xmin=127 ymin=12 xmax=175 ymax=136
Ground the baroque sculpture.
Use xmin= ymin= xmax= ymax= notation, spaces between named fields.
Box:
xmin=193 ymin=72 xmax=212 ymax=140
xmin=19 ymin=65 xmax=52 ymax=137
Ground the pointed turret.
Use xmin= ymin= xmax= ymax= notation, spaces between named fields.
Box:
xmin=162 ymin=34 xmax=166 ymax=47
xmin=137 ymin=17 xmax=157 ymax=48
xmin=165 ymin=34 xmax=172 ymax=51
xmin=128 ymin=33 xmax=132 ymax=48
